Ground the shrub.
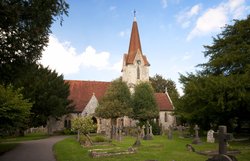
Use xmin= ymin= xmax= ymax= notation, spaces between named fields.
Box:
xmin=93 ymin=136 xmax=106 ymax=142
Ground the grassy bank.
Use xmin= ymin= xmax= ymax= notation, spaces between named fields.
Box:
xmin=0 ymin=143 xmax=18 ymax=155
xmin=0 ymin=132 xmax=48 ymax=143
xmin=54 ymin=134 xmax=250 ymax=161
xmin=0 ymin=132 xmax=49 ymax=155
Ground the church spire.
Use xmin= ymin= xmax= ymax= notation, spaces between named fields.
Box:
xmin=125 ymin=13 xmax=150 ymax=65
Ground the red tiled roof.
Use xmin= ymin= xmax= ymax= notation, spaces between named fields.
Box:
xmin=154 ymin=93 xmax=174 ymax=111
xmin=66 ymin=80 xmax=173 ymax=112
xmin=125 ymin=20 xmax=150 ymax=66
xmin=65 ymin=80 xmax=110 ymax=112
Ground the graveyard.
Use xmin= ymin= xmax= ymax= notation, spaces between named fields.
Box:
xmin=1 ymin=1 xmax=250 ymax=161
xmin=54 ymin=129 xmax=250 ymax=161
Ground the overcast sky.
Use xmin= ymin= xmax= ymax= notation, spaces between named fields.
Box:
xmin=40 ymin=0 xmax=250 ymax=95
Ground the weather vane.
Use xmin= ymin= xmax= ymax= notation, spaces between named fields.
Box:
xmin=134 ymin=9 xmax=136 ymax=17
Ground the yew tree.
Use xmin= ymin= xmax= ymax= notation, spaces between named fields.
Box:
xmin=132 ymin=82 xmax=159 ymax=123
xmin=95 ymin=79 xmax=132 ymax=138
xmin=177 ymin=15 xmax=250 ymax=131
xmin=15 ymin=64 xmax=73 ymax=129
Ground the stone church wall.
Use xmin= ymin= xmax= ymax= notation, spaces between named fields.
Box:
xmin=159 ymin=111 xmax=176 ymax=130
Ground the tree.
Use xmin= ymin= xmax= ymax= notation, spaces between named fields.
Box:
xmin=95 ymin=79 xmax=132 ymax=139
xmin=72 ymin=116 xmax=96 ymax=145
xmin=0 ymin=85 xmax=32 ymax=136
xmin=0 ymin=0 xmax=69 ymax=85
xmin=177 ymin=15 xmax=250 ymax=132
xmin=15 ymin=64 xmax=73 ymax=133
xmin=132 ymin=82 xmax=159 ymax=122
xmin=150 ymin=74 xmax=179 ymax=104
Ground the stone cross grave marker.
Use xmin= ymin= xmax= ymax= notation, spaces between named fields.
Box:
xmin=133 ymin=126 xmax=141 ymax=147
xmin=141 ymin=125 xmax=145 ymax=138
xmin=192 ymin=124 xmax=202 ymax=144
xmin=206 ymin=126 xmax=237 ymax=161
xmin=207 ymin=129 xmax=215 ymax=143
xmin=118 ymin=127 xmax=122 ymax=141
xmin=214 ymin=126 xmax=232 ymax=155
xmin=143 ymin=121 xmax=153 ymax=140
xmin=149 ymin=124 xmax=153 ymax=136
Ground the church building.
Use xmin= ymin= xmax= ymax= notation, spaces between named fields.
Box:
xmin=49 ymin=16 xmax=176 ymax=134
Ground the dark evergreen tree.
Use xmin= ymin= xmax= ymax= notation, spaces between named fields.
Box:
xmin=0 ymin=0 xmax=69 ymax=85
xmin=15 ymin=64 xmax=73 ymax=130
xmin=95 ymin=79 xmax=132 ymax=139
xmin=177 ymin=15 xmax=250 ymax=132
xmin=132 ymin=82 xmax=159 ymax=122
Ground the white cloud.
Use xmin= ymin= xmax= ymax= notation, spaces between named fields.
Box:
xmin=80 ymin=46 xmax=110 ymax=69
xmin=176 ymin=4 xmax=202 ymax=28
xmin=40 ymin=35 xmax=81 ymax=74
xmin=187 ymin=0 xmax=249 ymax=41
xmin=161 ymin=0 xmax=168 ymax=8
xmin=119 ymin=29 xmax=130 ymax=38
xmin=40 ymin=35 xmax=121 ymax=75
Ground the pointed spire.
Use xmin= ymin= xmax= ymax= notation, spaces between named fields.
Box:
xmin=125 ymin=13 xmax=150 ymax=66
xmin=126 ymin=14 xmax=142 ymax=64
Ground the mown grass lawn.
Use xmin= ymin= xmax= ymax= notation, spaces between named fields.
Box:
xmin=53 ymin=134 xmax=250 ymax=161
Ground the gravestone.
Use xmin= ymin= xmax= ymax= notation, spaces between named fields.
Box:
xmin=168 ymin=125 xmax=173 ymax=140
xmin=207 ymin=129 xmax=215 ymax=143
xmin=141 ymin=125 xmax=145 ymax=138
xmin=178 ymin=125 xmax=184 ymax=138
xmin=149 ymin=124 xmax=153 ymax=136
xmin=143 ymin=121 xmax=153 ymax=140
xmin=118 ymin=127 xmax=122 ymax=141
xmin=192 ymin=124 xmax=202 ymax=144
xmin=133 ymin=126 xmax=141 ymax=147
xmin=206 ymin=125 xmax=237 ymax=161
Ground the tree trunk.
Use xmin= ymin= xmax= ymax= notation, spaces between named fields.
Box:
xmin=47 ymin=116 xmax=53 ymax=135
xmin=84 ymin=134 xmax=93 ymax=146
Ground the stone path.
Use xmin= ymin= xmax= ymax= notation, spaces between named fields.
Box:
xmin=0 ymin=135 xmax=68 ymax=161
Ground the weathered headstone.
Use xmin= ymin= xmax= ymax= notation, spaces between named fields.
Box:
xmin=207 ymin=129 xmax=215 ymax=143
xmin=141 ymin=125 xmax=145 ymax=138
xmin=192 ymin=124 xmax=202 ymax=144
xmin=149 ymin=124 xmax=153 ymax=136
xmin=143 ymin=121 xmax=153 ymax=140
xmin=168 ymin=125 xmax=173 ymax=140
xmin=206 ymin=125 xmax=237 ymax=161
xmin=118 ymin=127 xmax=122 ymax=141
xmin=133 ymin=126 xmax=141 ymax=147
xmin=178 ymin=125 xmax=184 ymax=138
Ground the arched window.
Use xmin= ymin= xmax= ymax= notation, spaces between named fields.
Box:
xmin=68 ymin=120 xmax=71 ymax=128
xmin=64 ymin=119 xmax=71 ymax=129
xmin=165 ymin=112 xmax=168 ymax=122
xmin=137 ymin=66 xmax=140 ymax=79
xmin=64 ymin=120 xmax=67 ymax=128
